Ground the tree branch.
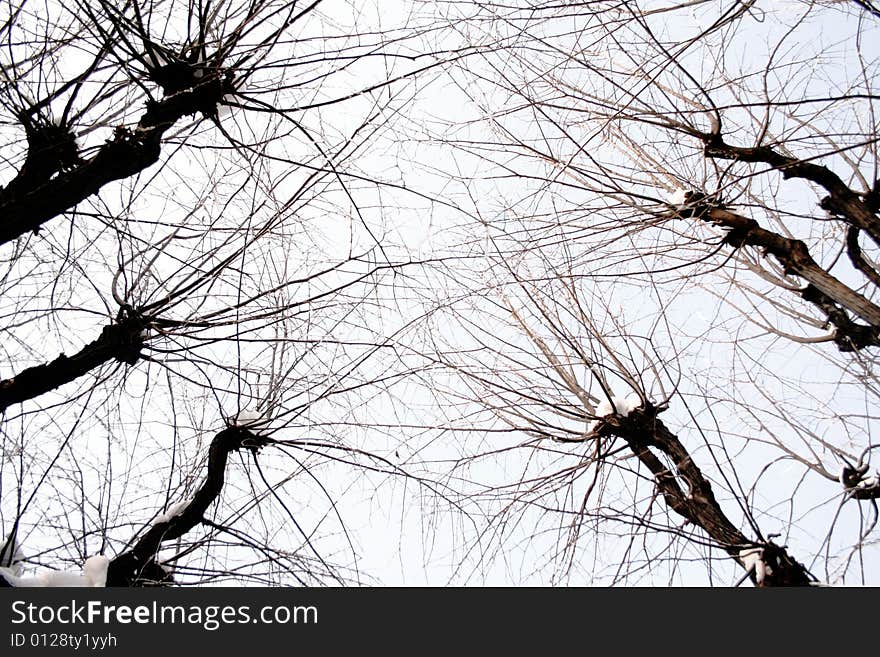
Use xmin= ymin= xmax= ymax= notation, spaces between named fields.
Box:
xmin=800 ymin=284 xmax=880 ymax=351
xmin=598 ymin=405 xmax=814 ymax=586
xmin=846 ymin=226 xmax=880 ymax=289
xmin=0 ymin=73 xmax=231 ymax=247
xmin=0 ymin=308 xmax=146 ymax=414
xmin=852 ymin=0 xmax=880 ymax=20
xmin=706 ymin=206 xmax=880 ymax=328
xmin=106 ymin=426 xmax=269 ymax=587
xmin=701 ymin=133 xmax=880 ymax=245
xmin=672 ymin=195 xmax=880 ymax=343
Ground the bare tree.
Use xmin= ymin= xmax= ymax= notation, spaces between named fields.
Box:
xmin=5 ymin=0 xmax=878 ymax=590
xmin=0 ymin=0 xmax=451 ymax=586
xmin=416 ymin=0 xmax=880 ymax=585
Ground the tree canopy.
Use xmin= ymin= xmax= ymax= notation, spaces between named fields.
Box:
xmin=2 ymin=0 xmax=880 ymax=587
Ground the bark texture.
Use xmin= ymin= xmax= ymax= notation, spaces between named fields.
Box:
xmin=597 ymin=404 xmax=814 ymax=586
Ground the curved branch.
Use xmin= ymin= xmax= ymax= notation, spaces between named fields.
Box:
xmin=673 ymin=198 xmax=880 ymax=340
xmin=701 ymin=133 xmax=880 ymax=245
xmin=707 ymin=207 xmax=880 ymax=328
xmin=105 ymin=426 xmax=269 ymax=587
xmin=846 ymin=226 xmax=880 ymax=289
xmin=800 ymin=284 xmax=880 ymax=351
xmin=852 ymin=0 xmax=880 ymax=20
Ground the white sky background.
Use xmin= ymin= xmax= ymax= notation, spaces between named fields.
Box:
xmin=1 ymin=0 xmax=880 ymax=586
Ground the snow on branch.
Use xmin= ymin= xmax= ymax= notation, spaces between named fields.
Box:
xmin=228 ymin=409 xmax=271 ymax=435
xmin=587 ymin=393 xmax=642 ymax=434
xmin=153 ymin=498 xmax=194 ymax=525
xmin=667 ymin=188 xmax=689 ymax=207
xmin=739 ymin=547 xmax=771 ymax=586
xmin=106 ymin=425 xmax=270 ymax=586
xmin=1 ymin=555 xmax=109 ymax=588
xmin=839 ymin=462 xmax=880 ymax=499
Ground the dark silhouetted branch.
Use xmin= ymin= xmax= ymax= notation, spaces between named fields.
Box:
xmin=106 ymin=426 xmax=269 ymax=587
xmin=0 ymin=73 xmax=231 ymax=247
xmin=596 ymin=404 xmax=814 ymax=586
xmin=672 ymin=195 xmax=880 ymax=345
xmin=699 ymin=133 xmax=880 ymax=245
xmin=0 ymin=308 xmax=146 ymax=414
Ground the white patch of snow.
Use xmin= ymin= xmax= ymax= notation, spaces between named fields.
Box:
xmin=668 ymin=188 xmax=688 ymax=206
xmin=229 ymin=409 xmax=270 ymax=434
xmin=595 ymin=394 xmax=641 ymax=418
xmin=232 ymin=409 xmax=262 ymax=424
xmin=3 ymin=555 xmax=109 ymax=587
xmin=739 ymin=547 xmax=772 ymax=585
xmin=2 ymin=573 xmax=39 ymax=586
xmin=860 ymin=474 xmax=878 ymax=489
xmin=587 ymin=394 xmax=642 ymax=434
xmin=755 ymin=559 xmax=766 ymax=585
xmin=154 ymin=498 xmax=192 ymax=525
xmin=739 ymin=547 xmax=762 ymax=583
xmin=83 ymin=555 xmax=110 ymax=587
